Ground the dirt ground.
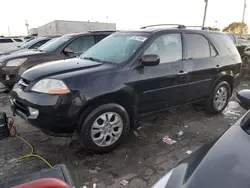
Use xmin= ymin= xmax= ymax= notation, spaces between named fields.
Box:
xmin=0 ymin=80 xmax=249 ymax=188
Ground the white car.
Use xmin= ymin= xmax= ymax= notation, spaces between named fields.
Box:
xmin=0 ymin=38 xmax=24 ymax=50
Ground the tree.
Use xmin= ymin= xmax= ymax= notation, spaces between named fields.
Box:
xmin=222 ymin=22 xmax=248 ymax=34
xmin=208 ymin=27 xmax=220 ymax=31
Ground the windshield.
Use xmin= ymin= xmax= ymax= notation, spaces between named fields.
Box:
xmin=20 ymin=38 xmax=45 ymax=49
xmin=81 ymin=33 xmax=149 ymax=64
xmin=39 ymin=35 xmax=72 ymax=52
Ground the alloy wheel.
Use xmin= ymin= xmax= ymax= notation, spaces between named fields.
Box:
xmin=213 ymin=86 xmax=228 ymax=111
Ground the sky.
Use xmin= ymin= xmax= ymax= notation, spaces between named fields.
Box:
xmin=0 ymin=0 xmax=248 ymax=36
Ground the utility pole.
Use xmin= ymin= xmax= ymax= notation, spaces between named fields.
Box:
xmin=241 ymin=0 xmax=247 ymax=34
xmin=8 ymin=26 xmax=10 ymax=36
xmin=202 ymin=0 xmax=208 ymax=27
xmin=106 ymin=16 xmax=109 ymax=29
xmin=25 ymin=20 xmax=29 ymax=35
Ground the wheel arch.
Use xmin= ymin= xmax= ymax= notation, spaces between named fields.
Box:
xmin=77 ymin=90 xmax=137 ymax=131
xmin=213 ymin=75 xmax=233 ymax=95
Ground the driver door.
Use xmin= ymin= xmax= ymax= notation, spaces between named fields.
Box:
xmin=135 ymin=33 xmax=189 ymax=114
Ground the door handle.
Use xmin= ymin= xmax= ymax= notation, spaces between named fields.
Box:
xmin=177 ymin=70 xmax=188 ymax=75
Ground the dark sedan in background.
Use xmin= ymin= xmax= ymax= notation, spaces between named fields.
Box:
xmin=0 ymin=30 xmax=114 ymax=88
xmin=0 ymin=37 xmax=54 ymax=57
xmin=153 ymin=90 xmax=250 ymax=188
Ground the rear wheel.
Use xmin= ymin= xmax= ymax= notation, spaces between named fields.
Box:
xmin=79 ymin=103 xmax=130 ymax=153
xmin=205 ymin=81 xmax=231 ymax=114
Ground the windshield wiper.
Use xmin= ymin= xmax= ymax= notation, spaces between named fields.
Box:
xmin=83 ymin=56 xmax=103 ymax=63
xmin=34 ymin=48 xmax=43 ymax=52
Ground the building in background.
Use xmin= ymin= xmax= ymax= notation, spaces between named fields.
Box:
xmin=29 ymin=20 xmax=116 ymax=36
xmin=28 ymin=28 xmax=38 ymax=36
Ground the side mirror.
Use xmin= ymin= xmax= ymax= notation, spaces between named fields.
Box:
xmin=63 ymin=48 xmax=74 ymax=55
xmin=236 ymin=90 xmax=250 ymax=110
xmin=141 ymin=54 xmax=160 ymax=66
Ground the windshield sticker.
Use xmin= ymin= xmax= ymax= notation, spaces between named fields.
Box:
xmin=130 ymin=36 xmax=147 ymax=42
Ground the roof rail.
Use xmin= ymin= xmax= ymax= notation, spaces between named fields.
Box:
xmin=87 ymin=30 xmax=118 ymax=33
xmin=141 ymin=24 xmax=186 ymax=29
xmin=185 ymin=26 xmax=208 ymax=30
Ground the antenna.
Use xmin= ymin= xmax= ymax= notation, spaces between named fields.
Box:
xmin=25 ymin=20 xmax=29 ymax=35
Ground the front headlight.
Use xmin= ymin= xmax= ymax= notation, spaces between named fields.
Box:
xmin=152 ymin=169 xmax=174 ymax=188
xmin=6 ymin=58 xmax=27 ymax=67
xmin=31 ymin=79 xmax=70 ymax=94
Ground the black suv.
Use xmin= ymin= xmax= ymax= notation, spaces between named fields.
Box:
xmin=11 ymin=25 xmax=241 ymax=153
xmin=0 ymin=31 xmax=114 ymax=88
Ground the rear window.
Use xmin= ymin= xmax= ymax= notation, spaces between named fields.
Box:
xmin=13 ymin=38 xmax=23 ymax=42
xmin=209 ymin=33 xmax=239 ymax=56
xmin=0 ymin=39 xmax=13 ymax=43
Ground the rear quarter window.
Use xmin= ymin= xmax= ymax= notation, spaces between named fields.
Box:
xmin=208 ymin=33 xmax=239 ymax=56
xmin=227 ymin=34 xmax=236 ymax=44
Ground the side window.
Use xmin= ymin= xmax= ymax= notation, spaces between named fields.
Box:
xmin=30 ymin=40 xmax=50 ymax=49
xmin=144 ymin=33 xmax=182 ymax=64
xmin=0 ymin=39 xmax=13 ymax=43
xmin=67 ymin=36 xmax=95 ymax=53
xmin=96 ymin=35 xmax=108 ymax=42
xmin=186 ymin=34 xmax=210 ymax=59
xmin=13 ymin=38 xmax=23 ymax=42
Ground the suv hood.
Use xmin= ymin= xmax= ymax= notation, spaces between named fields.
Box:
xmin=0 ymin=50 xmax=45 ymax=62
xmin=0 ymin=47 xmax=19 ymax=55
xmin=156 ymin=114 xmax=250 ymax=188
xmin=22 ymin=58 xmax=102 ymax=81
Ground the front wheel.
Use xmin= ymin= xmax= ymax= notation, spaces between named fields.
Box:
xmin=205 ymin=81 xmax=231 ymax=114
xmin=79 ymin=103 xmax=130 ymax=153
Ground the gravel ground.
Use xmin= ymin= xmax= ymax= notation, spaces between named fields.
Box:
xmin=0 ymin=80 xmax=249 ymax=188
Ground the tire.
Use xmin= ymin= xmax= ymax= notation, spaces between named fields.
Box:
xmin=79 ymin=103 xmax=130 ymax=153
xmin=205 ymin=81 xmax=231 ymax=114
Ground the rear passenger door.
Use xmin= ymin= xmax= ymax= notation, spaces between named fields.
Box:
xmin=183 ymin=33 xmax=219 ymax=101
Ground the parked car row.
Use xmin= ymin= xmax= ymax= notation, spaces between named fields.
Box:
xmin=5 ymin=25 xmax=241 ymax=154
xmin=0 ymin=31 xmax=114 ymax=88
xmin=0 ymin=36 xmax=56 ymax=57
xmin=0 ymin=37 xmax=25 ymax=50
